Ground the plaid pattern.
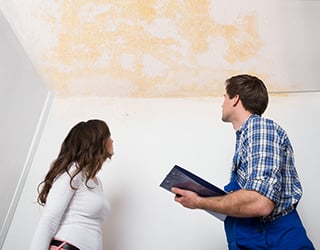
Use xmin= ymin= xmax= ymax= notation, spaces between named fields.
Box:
xmin=233 ymin=114 xmax=302 ymax=221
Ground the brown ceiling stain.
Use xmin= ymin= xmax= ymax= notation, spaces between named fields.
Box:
xmin=221 ymin=15 xmax=261 ymax=63
xmin=39 ymin=0 xmax=262 ymax=97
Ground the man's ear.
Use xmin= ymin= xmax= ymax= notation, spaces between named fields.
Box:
xmin=232 ymin=95 xmax=240 ymax=107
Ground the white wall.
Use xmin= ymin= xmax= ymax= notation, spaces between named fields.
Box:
xmin=0 ymin=10 xmax=52 ymax=248
xmin=4 ymin=93 xmax=319 ymax=249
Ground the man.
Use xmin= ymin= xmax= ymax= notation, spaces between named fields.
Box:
xmin=172 ymin=74 xmax=314 ymax=249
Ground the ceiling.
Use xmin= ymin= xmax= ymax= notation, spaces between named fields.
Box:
xmin=1 ymin=0 xmax=319 ymax=97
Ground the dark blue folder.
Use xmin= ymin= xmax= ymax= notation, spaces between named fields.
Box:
xmin=160 ymin=165 xmax=227 ymax=221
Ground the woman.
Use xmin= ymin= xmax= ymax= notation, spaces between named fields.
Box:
xmin=30 ymin=119 xmax=114 ymax=250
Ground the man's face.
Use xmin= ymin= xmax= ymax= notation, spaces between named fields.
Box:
xmin=221 ymin=92 xmax=234 ymax=123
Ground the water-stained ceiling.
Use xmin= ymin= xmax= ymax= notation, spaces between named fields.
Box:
xmin=1 ymin=0 xmax=319 ymax=97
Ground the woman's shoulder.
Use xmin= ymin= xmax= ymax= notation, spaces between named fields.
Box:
xmin=55 ymin=162 xmax=84 ymax=188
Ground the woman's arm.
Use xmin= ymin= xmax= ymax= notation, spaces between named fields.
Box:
xmin=30 ymin=173 xmax=78 ymax=250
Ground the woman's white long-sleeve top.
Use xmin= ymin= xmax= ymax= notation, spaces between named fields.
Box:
xmin=30 ymin=164 xmax=110 ymax=250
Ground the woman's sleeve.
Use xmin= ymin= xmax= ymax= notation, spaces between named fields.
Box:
xmin=29 ymin=172 xmax=80 ymax=250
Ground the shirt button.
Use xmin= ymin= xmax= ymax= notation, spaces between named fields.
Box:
xmin=258 ymin=227 xmax=263 ymax=233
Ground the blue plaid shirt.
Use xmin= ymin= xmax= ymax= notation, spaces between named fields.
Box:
xmin=232 ymin=114 xmax=302 ymax=221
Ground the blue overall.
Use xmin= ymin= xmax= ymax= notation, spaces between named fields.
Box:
xmin=223 ymin=172 xmax=315 ymax=250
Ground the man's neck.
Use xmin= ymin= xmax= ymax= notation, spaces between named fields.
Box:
xmin=232 ymin=112 xmax=252 ymax=131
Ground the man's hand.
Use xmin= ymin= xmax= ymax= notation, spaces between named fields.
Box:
xmin=171 ymin=187 xmax=201 ymax=209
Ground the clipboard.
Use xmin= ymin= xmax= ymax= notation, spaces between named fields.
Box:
xmin=160 ymin=165 xmax=227 ymax=221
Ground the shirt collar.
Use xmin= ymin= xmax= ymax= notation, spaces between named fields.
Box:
xmin=236 ymin=114 xmax=260 ymax=136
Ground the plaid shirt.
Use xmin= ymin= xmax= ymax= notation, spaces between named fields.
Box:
xmin=233 ymin=114 xmax=302 ymax=221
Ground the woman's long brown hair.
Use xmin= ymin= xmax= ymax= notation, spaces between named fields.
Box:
xmin=37 ymin=119 xmax=112 ymax=206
